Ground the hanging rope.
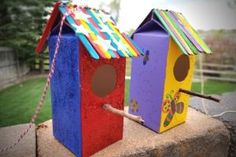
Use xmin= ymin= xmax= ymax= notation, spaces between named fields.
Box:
xmin=198 ymin=54 xmax=209 ymax=115
xmin=0 ymin=15 xmax=66 ymax=153
xmin=198 ymin=54 xmax=236 ymax=118
xmin=211 ymin=111 xmax=236 ymax=118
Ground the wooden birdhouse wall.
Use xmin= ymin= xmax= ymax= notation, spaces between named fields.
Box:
xmin=160 ymin=39 xmax=195 ymax=132
xmin=49 ymin=34 xmax=126 ymax=157
xmin=129 ymin=31 xmax=195 ymax=133
xmin=129 ymin=29 xmax=170 ymax=132
xmin=49 ymin=34 xmax=82 ymax=156
xmin=79 ymin=42 xmax=126 ymax=157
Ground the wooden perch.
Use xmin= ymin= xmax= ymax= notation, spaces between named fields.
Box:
xmin=103 ymin=104 xmax=145 ymax=124
xmin=179 ymin=88 xmax=220 ymax=103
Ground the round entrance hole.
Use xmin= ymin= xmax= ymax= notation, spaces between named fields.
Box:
xmin=91 ymin=64 xmax=117 ymax=97
xmin=173 ymin=54 xmax=190 ymax=82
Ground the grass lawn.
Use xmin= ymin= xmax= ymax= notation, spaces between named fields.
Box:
xmin=1 ymin=78 xmax=236 ymax=127
xmin=0 ymin=78 xmax=51 ymax=127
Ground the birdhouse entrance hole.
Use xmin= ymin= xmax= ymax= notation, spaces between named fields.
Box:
xmin=173 ymin=54 xmax=190 ymax=82
xmin=91 ymin=64 xmax=117 ymax=97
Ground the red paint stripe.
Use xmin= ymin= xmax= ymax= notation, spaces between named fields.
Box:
xmin=66 ymin=7 xmax=107 ymax=58
xmin=121 ymin=33 xmax=140 ymax=56
xmin=80 ymin=8 xmax=119 ymax=59
xmin=35 ymin=2 xmax=61 ymax=54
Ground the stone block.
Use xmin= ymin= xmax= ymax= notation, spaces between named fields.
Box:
xmin=0 ymin=123 xmax=36 ymax=157
xmin=37 ymin=108 xmax=230 ymax=157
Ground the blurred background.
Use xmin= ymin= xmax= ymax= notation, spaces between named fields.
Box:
xmin=0 ymin=0 xmax=236 ymax=127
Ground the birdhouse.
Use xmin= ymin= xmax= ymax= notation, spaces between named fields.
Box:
xmin=35 ymin=2 xmax=142 ymax=157
xmin=129 ymin=9 xmax=211 ymax=133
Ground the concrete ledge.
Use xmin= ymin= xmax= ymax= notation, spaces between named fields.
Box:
xmin=0 ymin=123 xmax=36 ymax=157
xmin=190 ymin=92 xmax=236 ymax=157
xmin=37 ymin=108 xmax=230 ymax=157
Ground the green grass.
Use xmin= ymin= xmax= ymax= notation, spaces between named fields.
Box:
xmin=1 ymin=78 xmax=236 ymax=127
xmin=191 ymin=80 xmax=236 ymax=95
xmin=0 ymin=78 xmax=51 ymax=127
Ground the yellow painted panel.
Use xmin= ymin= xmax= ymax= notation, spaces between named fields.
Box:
xmin=159 ymin=39 xmax=195 ymax=132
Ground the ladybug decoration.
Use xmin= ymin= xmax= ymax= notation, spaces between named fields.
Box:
xmin=162 ymin=90 xmax=184 ymax=127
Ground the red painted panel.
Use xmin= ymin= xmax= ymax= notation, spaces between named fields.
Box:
xmin=79 ymin=42 xmax=126 ymax=157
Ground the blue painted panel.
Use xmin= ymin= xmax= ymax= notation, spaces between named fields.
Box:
xmin=49 ymin=34 xmax=82 ymax=157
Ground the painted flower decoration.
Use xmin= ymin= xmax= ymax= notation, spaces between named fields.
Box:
xmin=130 ymin=99 xmax=139 ymax=113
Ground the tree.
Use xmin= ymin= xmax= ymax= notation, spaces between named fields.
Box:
xmin=109 ymin=0 xmax=121 ymax=22
xmin=99 ymin=0 xmax=121 ymax=22
xmin=0 ymin=0 xmax=55 ymax=71
xmin=228 ymin=0 xmax=236 ymax=9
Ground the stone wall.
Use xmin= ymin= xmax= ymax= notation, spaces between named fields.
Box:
xmin=0 ymin=47 xmax=30 ymax=90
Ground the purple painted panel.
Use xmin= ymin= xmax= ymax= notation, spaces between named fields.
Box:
xmin=134 ymin=9 xmax=153 ymax=35
xmin=129 ymin=31 xmax=169 ymax=132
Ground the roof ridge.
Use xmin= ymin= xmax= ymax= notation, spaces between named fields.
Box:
xmin=153 ymin=8 xmax=211 ymax=55
xmin=35 ymin=2 xmax=143 ymax=60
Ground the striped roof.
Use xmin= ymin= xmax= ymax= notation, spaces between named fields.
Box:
xmin=35 ymin=2 xmax=142 ymax=59
xmin=153 ymin=9 xmax=211 ymax=55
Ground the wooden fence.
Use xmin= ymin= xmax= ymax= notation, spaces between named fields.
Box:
xmin=34 ymin=56 xmax=236 ymax=83
xmin=194 ymin=63 xmax=236 ymax=82
xmin=34 ymin=55 xmax=50 ymax=71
